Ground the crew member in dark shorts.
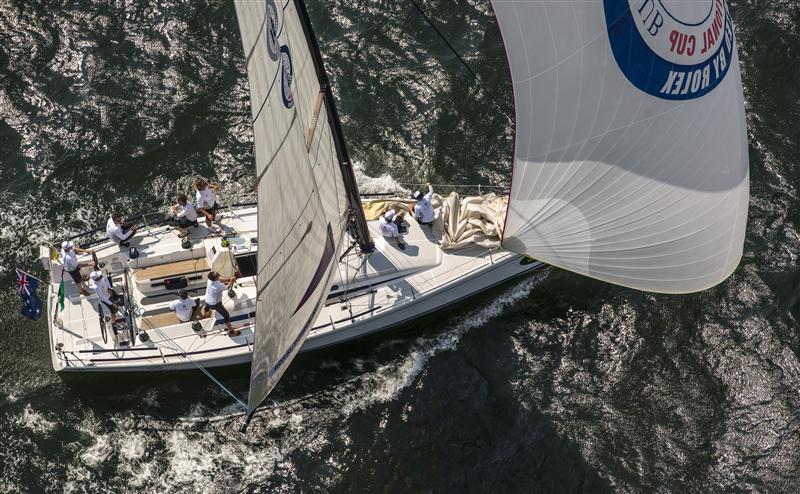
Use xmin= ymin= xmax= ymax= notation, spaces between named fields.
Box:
xmin=194 ymin=178 xmax=221 ymax=228
xmin=60 ymin=241 xmax=93 ymax=296
xmin=202 ymin=271 xmax=240 ymax=336
xmin=90 ymin=270 xmax=120 ymax=323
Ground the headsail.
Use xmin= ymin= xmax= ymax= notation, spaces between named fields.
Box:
xmin=493 ymin=0 xmax=749 ymax=293
xmin=235 ymin=0 xmax=364 ymax=419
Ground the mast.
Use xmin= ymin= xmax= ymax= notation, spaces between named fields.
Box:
xmin=294 ymin=0 xmax=374 ymax=254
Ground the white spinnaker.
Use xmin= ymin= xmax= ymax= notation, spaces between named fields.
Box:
xmin=236 ymin=0 xmax=349 ymax=418
xmin=493 ymin=0 xmax=749 ymax=293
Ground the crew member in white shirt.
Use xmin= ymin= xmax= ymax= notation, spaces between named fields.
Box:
xmin=379 ymin=209 xmax=406 ymax=249
xmin=170 ymin=194 xmax=199 ymax=237
xmin=169 ymin=289 xmax=199 ymax=323
xmin=106 ymin=212 xmax=137 ymax=247
xmin=202 ymin=271 xmax=240 ymax=336
xmin=194 ymin=178 xmax=221 ymax=228
xmin=412 ymin=182 xmax=435 ymax=226
xmin=60 ymin=241 xmax=93 ymax=296
xmin=90 ymin=270 xmax=119 ymax=323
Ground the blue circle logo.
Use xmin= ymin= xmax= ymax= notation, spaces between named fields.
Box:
xmin=280 ymin=45 xmax=294 ymax=109
xmin=603 ymin=0 xmax=735 ymax=100
xmin=265 ymin=0 xmax=279 ymax=62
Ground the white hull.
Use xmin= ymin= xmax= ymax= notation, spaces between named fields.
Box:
xmin=43 ymin=202 xmax=545 ymax=374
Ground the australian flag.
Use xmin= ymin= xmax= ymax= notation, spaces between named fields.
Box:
xmin=16 ymin=268 xmax=43 ymax=321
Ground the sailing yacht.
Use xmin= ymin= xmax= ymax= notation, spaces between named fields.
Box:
xmin=40 ymin=0 xmax=748 ymax=425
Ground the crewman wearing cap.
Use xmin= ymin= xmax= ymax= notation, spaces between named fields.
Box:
xmin=379 ymin=208 xmax=406 ymax=249
xmin=411 ymin=182 xmax=435 ymax=226
xmin=90 ymin=270 xmax=119 ymax=323
xmin=169 ymin=289 xmax=199 ymax=323
xmin=60 ymin=241 xmax=94 ymax=296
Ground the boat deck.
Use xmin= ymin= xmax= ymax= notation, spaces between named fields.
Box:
xmin=42 ymin=202 xmax=543 ymax=372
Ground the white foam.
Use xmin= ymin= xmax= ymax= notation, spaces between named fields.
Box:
xmin=80 ymin=431 xmax=113 ymax=467
xmin=352 ymin=161 xmax=408 ymax=195
xmin=119 ymin=432 xmax=147 ymax=461
xmin=165 ymin=430 xmax=217 ymax=485
xmin=16 ymin=404 xmax=56 ymax=434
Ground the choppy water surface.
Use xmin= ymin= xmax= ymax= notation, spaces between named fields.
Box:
xmin=1 ymin=0 xmax=799 ymax=492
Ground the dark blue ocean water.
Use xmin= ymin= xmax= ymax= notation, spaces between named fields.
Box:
xmin=1 ymin=0 xmax=799 ymax=492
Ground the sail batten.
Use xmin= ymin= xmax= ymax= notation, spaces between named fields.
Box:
xmin=493 ymin=0 xmax=749 ymax=294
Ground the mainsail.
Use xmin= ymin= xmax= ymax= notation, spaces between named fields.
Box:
xmin=235 ymin=0 xmax=367 ymax=420
xmin=493 ymin=0 xmax=749 ymax=293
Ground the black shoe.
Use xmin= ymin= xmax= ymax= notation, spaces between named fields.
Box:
xmin=120 ymin=241 xmax=130 ymax=247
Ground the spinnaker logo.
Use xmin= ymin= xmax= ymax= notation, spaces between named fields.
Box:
xmin=265 ymin=0 xmax=279 ymax=62
xmin=603 ymin=0 xmax=735 ymax=100
xmin=280 ymin=45 xmax=294 ymax=109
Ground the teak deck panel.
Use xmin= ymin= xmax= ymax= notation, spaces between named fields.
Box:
xmin=133 ymin=258 xmax=209 ymax=282
xmin=140 ymin=312 xmax=211 ymax=329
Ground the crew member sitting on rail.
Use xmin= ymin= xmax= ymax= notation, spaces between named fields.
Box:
xmin=194 ymin=178 xmax=221 ymax=229
xmin=169 ymin=289 xmax=199 ymax=323
xmin=60 ymin=241 xmax=93 ymax=296
xmin=379 ymin=209 xmax=406 ymax=249
xmin=90 ymin=270 xmax=120 ymax=324
xmin=106 ymin=212 xmax=137 ymax=247
xmin=169 ymin=193 xmax=199 ymax=237
xmin=202 ymin=271 xmax=240 ymax=336
xmin=412 ymin=182 xmax=435 ymax=226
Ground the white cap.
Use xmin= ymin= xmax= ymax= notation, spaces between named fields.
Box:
xmin=384 ymin=210 xmax=396 ymax=221
xmin=89 ymin=271 xmax=103 ymax=281
xmin=62 ymin=241 xmax=74 ymax=250
xmin=412 ymin=191 xmax=421 ymax=200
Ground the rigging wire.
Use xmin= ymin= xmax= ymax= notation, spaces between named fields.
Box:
xmin=139 ymin=313 xmax=248 ymax=412
xmin=405 ymin=0 xmax=513 ymax=123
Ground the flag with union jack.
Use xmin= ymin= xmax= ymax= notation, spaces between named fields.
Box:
xmin=16 ymin=268 xmax=43 ymax=321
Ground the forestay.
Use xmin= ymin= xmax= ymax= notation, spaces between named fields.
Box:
xmin=235 ymin=0 xmax=350 ymax=419
xmin=493 ymin=0 xmax=749 ymax=293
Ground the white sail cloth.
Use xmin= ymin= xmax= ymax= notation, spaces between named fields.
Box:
xmin=493 ymin=0 xmax=749 ymax=293
xmin=440 ymin=193 xmax=504 ymax=250
xmin=236 ymin=0 xmax=350 ymax=418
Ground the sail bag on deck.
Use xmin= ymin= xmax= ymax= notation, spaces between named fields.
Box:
xmin=440 ymin=193 xmax=504 ymax=250
xmin=492 ymin=0 xmax=749 ymax=293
